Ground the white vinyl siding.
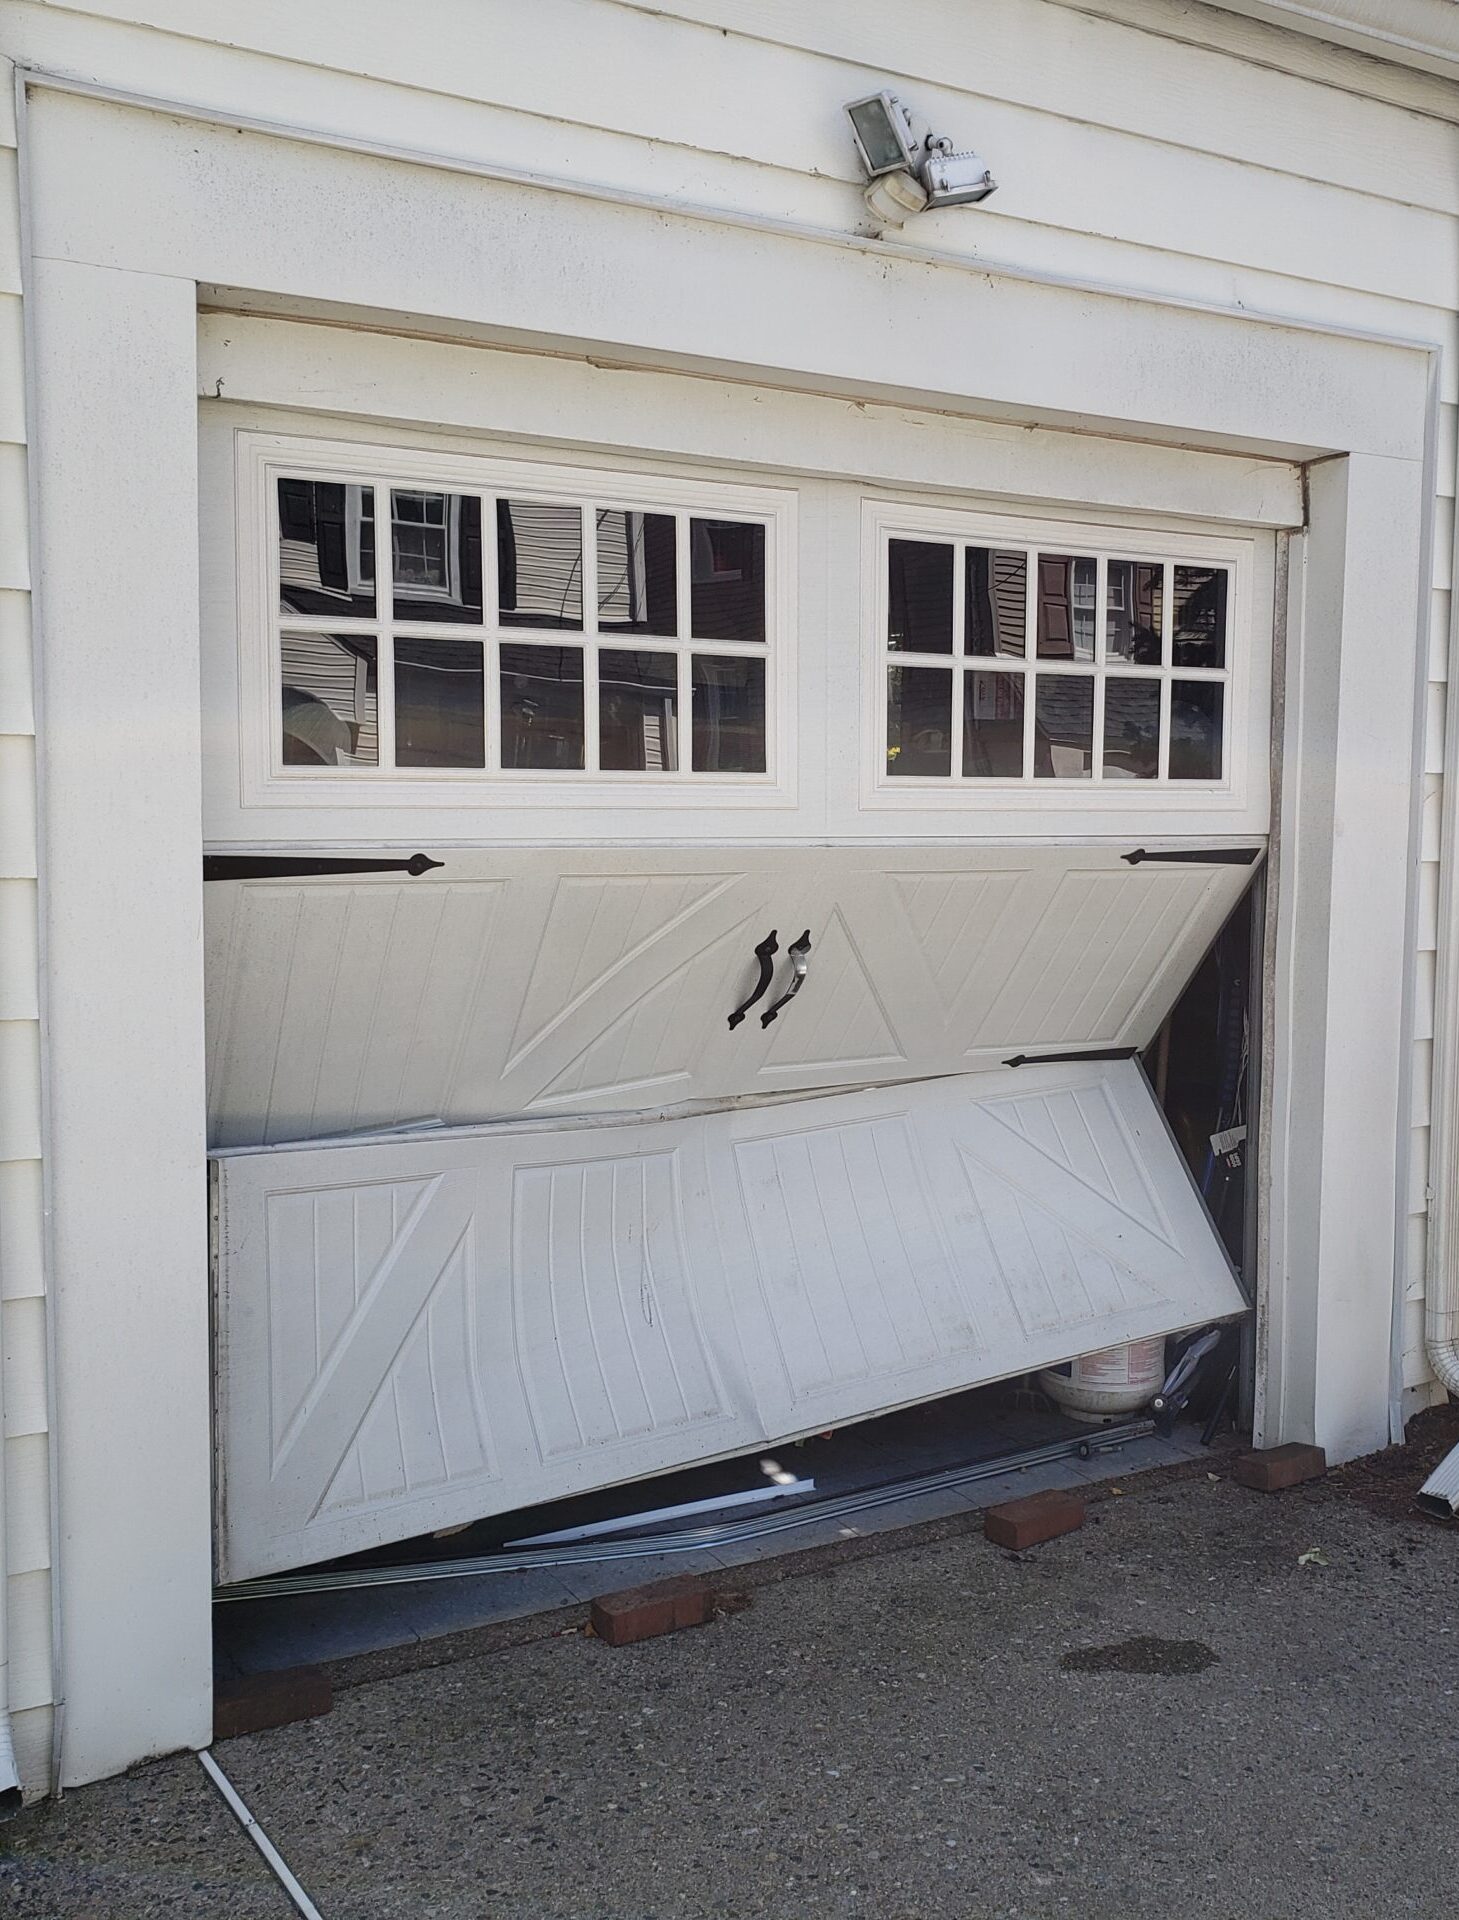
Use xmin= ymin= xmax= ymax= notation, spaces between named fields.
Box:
xmin=0 ymin=55 xmax=55 ymax=1800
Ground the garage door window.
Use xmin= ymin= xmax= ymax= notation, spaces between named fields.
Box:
xmin=268 ymin=459 xmax=780 ymax=782
xmin=884 ymin=531 xmax=1231 ymax=785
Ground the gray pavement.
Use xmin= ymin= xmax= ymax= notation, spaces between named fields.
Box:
xmin=4 ymin=1463 xmax=1458 ymax=1919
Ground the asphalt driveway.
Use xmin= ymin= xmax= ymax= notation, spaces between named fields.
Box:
xmin=5 ymin=1436 xmax=1457 ymax=1920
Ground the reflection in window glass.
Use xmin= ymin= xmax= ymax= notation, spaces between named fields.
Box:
xmin=600 ymin=649 xmax=679 ymax=772
xmin=597 ymin=510 xmax=677 ymax=635
xmin=391 ymin=491 xmax=482 ymax=623
xmin=887 ymin=666 xmax=952 ymax=776
xmin=1036 ymin=554 xmax=1097 ymax=661
xmin=963 ymin=671 xmax=1025 ymax=777
xmin=888 ymin=540 xmax=954 ymax=654
xmin=394 ymin=639 xmax=485 ymax=769
xmin=1172 ymin=566 xmax=1227 ymax=668
xmin=497 ymin=500 xmax=583 ymax=630
xmin=1106 ymin=561 xmax=1163 ymax=664
xmin=1103 ymin=678 xmax=1161 ymax=780
xmin=1033 ymin=676 xmax=1094 ymax=778
xmin=501 ymin=644 xmax=584 ymax=769
xmin=691 ymin=655 xmax=766 ymax=773
xmin=281 ymin=633 xmax=378 ymax=766
xmin=278 ymin=479 xmax=375 ymax=618
xmin=690 ymin=520 xmax=765 ymax=644
xmin=965 ymin=548 xmax=1026 ymax=657
xmin=1169 ymin=681 xmax=1224 ymax=780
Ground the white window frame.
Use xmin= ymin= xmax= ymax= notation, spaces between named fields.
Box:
xmin=235 ymin=432 xmax=796 ymax=813
xmin=858 ymin=498 xmax=1266 ymax=825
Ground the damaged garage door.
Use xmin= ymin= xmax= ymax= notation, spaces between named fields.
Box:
xmin=213 ymin=1056 xmax=1247 ymax=1581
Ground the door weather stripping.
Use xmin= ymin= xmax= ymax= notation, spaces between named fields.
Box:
xmin=202 ymin=852 xmax=444 ymax=881
xmin=761 ymin=929 xmax=813 ymax=1026
xmin=198 ymin=1750 xmax=324 ymax=1920
xmin=727 ymin=930 xmax=779 ymax=1029
xmin=1003 ymin=1046 xmax=1139 ymax=1069
xmin=216 ymin=1419 xmax=1153 ymax=1603
xmin=1122 ymin=847 xmax=1261 ymax=866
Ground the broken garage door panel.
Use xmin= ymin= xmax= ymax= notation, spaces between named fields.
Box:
xmin=212 ymin=1058 xmax=1247 ymax=1582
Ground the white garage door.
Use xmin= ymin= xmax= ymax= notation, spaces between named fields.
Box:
xmin=204 ymin=844 xmax=1258 ymax=1148
xmin=214 ymin=1057 xmax=1246 ymax=1581
xmin=205 ymin=427 xmax=1272 ymax=1580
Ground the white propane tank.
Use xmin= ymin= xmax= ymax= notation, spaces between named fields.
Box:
xmin=1040 ymin=1336 xmax=1166 ymax=1423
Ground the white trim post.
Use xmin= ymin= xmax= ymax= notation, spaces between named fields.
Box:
xmin=1260 ymin=450 xmax=1428 ymax=1460
xmin=29 ymin=256 xmax=213 ymax=1785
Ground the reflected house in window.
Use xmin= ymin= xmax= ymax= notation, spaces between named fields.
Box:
xmin=1105 ymin=560 xmax=1163 ymax=664
xmin=278 ymin=479 xmax=377 ymax=618
xmin=281 ymin=633 xmax=378 ymax=766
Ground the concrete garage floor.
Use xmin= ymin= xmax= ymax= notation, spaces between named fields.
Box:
xmin=6 ymin=1439 xmax=1459 ymax=1920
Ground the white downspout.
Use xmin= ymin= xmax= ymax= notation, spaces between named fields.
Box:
xmin=1425 ymin=385 xmax=1459 ymax=1402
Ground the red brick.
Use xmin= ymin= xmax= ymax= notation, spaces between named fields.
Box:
xmin=1231 ymin=1442 xmax=1327 ymax=1492
xmin=590 ymin=1575 xmax=715 ymax=1647
xmin=213 ymin=1666 xmax=332 ymax=1743
xmin=983 ymin=1488 xmax=1085 ymax=1550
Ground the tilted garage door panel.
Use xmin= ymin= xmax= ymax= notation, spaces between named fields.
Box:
xmin=204 ymin=845 xmax=1260 ymax=1145
xmin=214 ymin=1060 xmax=1246 ymax=1581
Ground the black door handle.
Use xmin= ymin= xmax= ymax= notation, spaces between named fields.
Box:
xmin=728 ymin=930 xmax=779 ymax=1029
xmin=761 ymin=930 xmax=812 ymax=1027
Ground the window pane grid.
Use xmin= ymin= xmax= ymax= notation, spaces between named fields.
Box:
xmin=274 ymin=473 xmax=772 ymax=779
xmin=882 ymin=537 xmax=1231 ymax=786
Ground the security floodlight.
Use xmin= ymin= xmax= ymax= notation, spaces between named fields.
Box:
xmin=844 ymin=90 xmax=997 ymax=225
xmin=845 ymin=92 xmax=923 ymax=179
xmin=922 ymin=136 xmax=997 ymax=208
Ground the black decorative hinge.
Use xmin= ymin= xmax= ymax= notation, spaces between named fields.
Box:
xmin=203 ymin=853 xmax=444 ymax=882
xmin=1003 ymin=1046 xmax=1139 ymax=1069
xmin=1123 ymin=847 xmax=1261 ymax=866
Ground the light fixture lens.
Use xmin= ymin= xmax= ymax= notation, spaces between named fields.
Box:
xmin=846 ymin=93 xmax=917 ymax=177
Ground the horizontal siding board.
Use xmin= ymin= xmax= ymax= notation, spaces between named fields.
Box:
xmin=1406 ymin=1214 xmax=1429 ymax=1300
xmin=0 ymin=736 xmax=37 ymax=880
xmin=35 ymin=0 xmax=1459 ymax=214
xmin=0 ymin=1159 xmax=44 ymax=1303
xmin=0 ymin=150 xmax=18 ymax=298
xmin=0 ymin=883 xmax=38 ymax=1022
xmin=1418 ymin=855 xmax=1441 ymax=951
xmin=1422 ymin=774 xmax=1443 ymax=859
xmin=1 ymin=1293 xmax=46 ymax=1438
xmin=0 ymin=1023 xmax=40 ymax=1164
xmin=0 ymin=593 xmax=33 ymax=735
xmin=1412 ymin=1036 xmax=1434 ymax=1130
xmin=1415 ymin=951 xmax=1437 ymax=1039
xmin=15 ymin=3 xmax=1459 ymax=308
xmin=1425 ymin=680 xmax=1446 ymax=775
xmin=0 ymin=446 xmax=28 ymax=591
xmin=11 ymin=1705 xmax=53 ymax=1798
xmin=6 ymin=1432 xmax=49 ymax=1577
xmin=1429 ymin=591 xmax=1451 ymax=685
xmin=0 ymin=298 xmax=24 ymax=446
xmin=1409 ymin=1121 xmax=1432 ymax=1211
xmin=6 ymin=1568 xmax=52 ymax=1713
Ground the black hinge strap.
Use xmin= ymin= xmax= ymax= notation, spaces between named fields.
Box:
xmin=203 ymin=853 xmax=444 ymax=882
xmin=1004 ymin=1046 xmax=1139 ymax=1069
xmin=1123 ymin=847 xmax=1260 ymax=866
